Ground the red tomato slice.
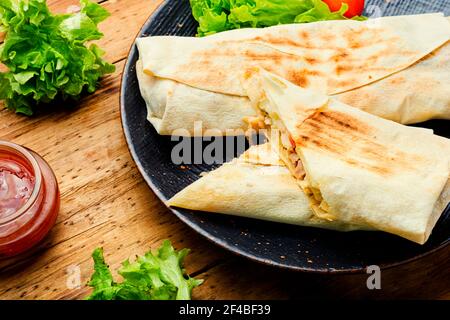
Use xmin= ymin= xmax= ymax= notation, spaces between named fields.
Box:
xmin=322 ymin=0 xmax=365 ymax=18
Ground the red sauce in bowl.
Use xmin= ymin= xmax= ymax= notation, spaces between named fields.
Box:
xmin=0 ymin=141 xmax=60 ymax=258
xmin=0 ymin=150 xmax=35 ymax=218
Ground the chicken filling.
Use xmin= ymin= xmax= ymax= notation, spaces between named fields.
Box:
xmin=248 ymin=110 xmax=334 ymax=221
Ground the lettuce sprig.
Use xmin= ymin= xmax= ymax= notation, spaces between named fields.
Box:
xmin=86 ymin=240 xmax=203 ymax=300
xmin=0 ymin=0 xmax=115 ymax=115
xmin=190 ymin=0 xmax=366 ymax=36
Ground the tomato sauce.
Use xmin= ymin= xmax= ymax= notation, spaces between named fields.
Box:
xmin=0 ymin=150 xmax=36 ymax=218
xmin=0 ymin=141 xmax=60 ymax=258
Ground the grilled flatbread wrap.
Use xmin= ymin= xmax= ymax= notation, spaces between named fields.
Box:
xmin=136 ymin=60 xmax=254 ymax=136
xmin=168 ymin=144 xmax=369 ymax=231
xmin=136 ymin=13 xmax=450 ymax=135
xmin=243 ymin=69 xmax=450 ymax=244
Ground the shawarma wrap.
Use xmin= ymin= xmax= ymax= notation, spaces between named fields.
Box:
xmin=168 ymin=143 xmax=369 ymax=231
xmin=168 ymin=142 xmax=450 ymax=243
xmin=136 ymin=13 xmax=450 ymax=135
xmin=242 ymin=69 xmax=450 ymax=244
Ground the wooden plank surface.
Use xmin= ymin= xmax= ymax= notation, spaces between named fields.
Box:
xmin=0 ymin=0 xmax=449 ymax=300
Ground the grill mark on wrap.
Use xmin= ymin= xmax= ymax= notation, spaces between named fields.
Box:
xmin=295 ymin=110 xmax=424 ymax=175
xmin=249 ymin=25 xmax=401 ymax=52
xmin=304 ymin=57 xmax=319 ymax=65
xmin=287 ymin=69 xmax=323 ymax=87
xmin=331 ymin=51 xmax=349 ymax=63
xmin=176 ymin=30 xmax=417 ymax=92
xmin=191 ymin=47 xmax=326 ymax=88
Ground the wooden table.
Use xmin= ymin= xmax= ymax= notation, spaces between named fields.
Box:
xmin=0 ymin=0 xmax=449 ymax=300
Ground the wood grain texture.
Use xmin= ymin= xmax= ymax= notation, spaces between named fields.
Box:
xmin=0 ymin=0 xmax=448 ymax=300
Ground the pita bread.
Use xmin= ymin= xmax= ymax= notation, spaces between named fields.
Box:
xmin=136 ymin=60 xmax=254 ymax=136
xmin=243 ymin=69 xmax=450 ymax=244
xmin=168 ymin=144 xmax=369 ymax=231
xmin=136 ymin=14 xmax=450 ymax=132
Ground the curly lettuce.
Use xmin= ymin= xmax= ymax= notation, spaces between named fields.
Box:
xmin=86 ymin=240 xmax=203 ymax=300
xmin=190 ymin=0 xmax=366 ymax=36
xmin=0 ymin=0 xmax=115 ymax=115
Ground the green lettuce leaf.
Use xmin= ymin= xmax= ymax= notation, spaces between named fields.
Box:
xmin=86 ymin=248 xmax=121 ymax=300
xmin=190 ymin=0 xmax=366 ymax=36
xmin=0 ymin=0 xmax=115 ymax=115
xmin=86 ymin=240 xmax=203 ymax=300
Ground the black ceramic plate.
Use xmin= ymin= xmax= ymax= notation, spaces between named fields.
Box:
xmin=120 ymin=0 xmax=450 ymax=272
